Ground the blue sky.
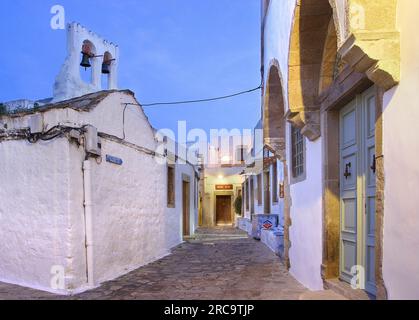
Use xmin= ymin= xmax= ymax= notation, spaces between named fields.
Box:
xmin=0 ymin=0 xmax=261 ymax=135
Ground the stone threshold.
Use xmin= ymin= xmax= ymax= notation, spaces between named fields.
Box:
xmin=324 ymin=278 xmax=375 ymax=300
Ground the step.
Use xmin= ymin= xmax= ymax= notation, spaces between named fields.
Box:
xmin=324 ymin=279 xmax=375 ymax=300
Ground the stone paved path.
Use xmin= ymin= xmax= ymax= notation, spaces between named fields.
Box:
xmin=0 ymin=227 xmax=310 ymax=300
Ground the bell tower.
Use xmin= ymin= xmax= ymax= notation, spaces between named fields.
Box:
xmin=52 ymin=22 xmax=119 ymax=102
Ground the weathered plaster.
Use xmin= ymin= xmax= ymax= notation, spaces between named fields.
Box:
xmin=381 ymin=0 xmax=419 ymax=299
xmin=0 ymin=91 xmax=198 ymax=294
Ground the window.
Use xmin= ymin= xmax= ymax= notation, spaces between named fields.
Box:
xmin=257 ymin=174 xmax=262 ymax=205
xmin=272 ymin=160 xmax=278 ymax=203
xmin=167 ymin=166 xmax=175 ymax=208
xmin=291 ymin=126 xmax=305 ymax=178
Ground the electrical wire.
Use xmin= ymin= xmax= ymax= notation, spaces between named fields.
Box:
xmin=27 ymin=125 xmax=87 ymax=144
xmin=124 ymin=83 xmax=263 ymax=108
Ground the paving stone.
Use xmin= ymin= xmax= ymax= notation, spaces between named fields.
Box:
xmin=0 ymin=227 xmax=309 ymax=300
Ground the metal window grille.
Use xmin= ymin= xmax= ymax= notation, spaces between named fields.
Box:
xmin=291 ymin=126 xmax=304 ymax=178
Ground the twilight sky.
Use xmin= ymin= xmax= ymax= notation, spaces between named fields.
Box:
xmin=0 ymin=0 xmax=261 ymax=136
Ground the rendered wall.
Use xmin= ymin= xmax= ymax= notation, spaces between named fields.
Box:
xmin=0 ymin=91 xmax=198 ymax=293
xmin=287 ymin=135 xmax=324 ymax=290
xmin=166 ymin=162 xmax=198 ymax=248
xmin=382 ymin=0 xmax=419 ymax=300
xmin=90 ymin=138 xmax=169 ymax=285
xmin=0 ymin=138 xmax=86 ymax=294
xmin=263 ymin=0 xmax=324 ymax=290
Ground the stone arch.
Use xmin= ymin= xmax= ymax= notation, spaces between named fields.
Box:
xmin=263 ymin=60 xmax=291 ymax=268
xmin=319 ymin=18 xmax=339 ymax=94
xmin=263 ymin=59 xmax=286 ymax=159
xmin=287 ymin=0 xmax=335 ymax=141
xmin=287 ymin=0 xmax=399 ymax=141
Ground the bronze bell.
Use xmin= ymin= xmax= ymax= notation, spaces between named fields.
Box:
xmin=101 ymin=62 xmax=111 ymax=74
xmin=80 ymin=53 xmax=91 ymax=68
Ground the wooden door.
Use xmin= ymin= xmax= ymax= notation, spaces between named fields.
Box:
xmin=183 ymin=181 xmax=190 ymax=237
xmin=339 ymin=87 xmax=376 ymax=295
xmin=216 ymin=196 xmax=232 ymax=225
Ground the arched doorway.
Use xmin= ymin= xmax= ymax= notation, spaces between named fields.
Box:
xmin=263 ymin=62 xmax=290 ymax=267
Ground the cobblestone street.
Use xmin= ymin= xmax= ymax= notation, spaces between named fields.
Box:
xmin=0 ymin=228 xmax=312 ymax=300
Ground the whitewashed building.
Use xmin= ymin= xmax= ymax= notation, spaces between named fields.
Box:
xmin=0 ymin=23 xmax=199 ymax=294
xmin=260 ymin=0 xmax=419 ymax=299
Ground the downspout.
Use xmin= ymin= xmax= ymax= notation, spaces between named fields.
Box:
xmin=83 ymin=160 xmax=94 ymax=287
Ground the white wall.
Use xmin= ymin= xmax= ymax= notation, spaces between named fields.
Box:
xmin=263 ymin=0 xmax=324 ymax=291
xmin=170 ymin=162 xmax=199 ymax=242
xmin=0 ymin=138 xmax=85 ymax=294
xmin=288 ymin=133 xmax=324 ymax=290
xmin=263 ymin=0 xmax=296 ymax=112
xmin=381 ymin=0 xmax=419 ymax=300
xmin=89 ymin=139 xmax=169 ymax=285
xmin=0 ymin=91 xmax=198 ymax=294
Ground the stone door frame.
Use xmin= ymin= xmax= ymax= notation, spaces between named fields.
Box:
xmin=319 ymin=67 xmax=387 ymax=299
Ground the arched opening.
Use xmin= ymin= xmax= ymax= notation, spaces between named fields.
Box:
xmin=263 ymin=62 xmax=290 ymax=267
xmin=263 ymin=64 xmax=286 ymax=156
xmin=319 ymin=18 xmax=339 ymax=94
xmin=288 ymin=0 xmax=334 ymax=140
xmin=80 ymin=40 xmax=97 ymax=85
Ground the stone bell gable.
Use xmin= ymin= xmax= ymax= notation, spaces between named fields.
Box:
xmin=53 ymin=22 xmax=119 ymax=103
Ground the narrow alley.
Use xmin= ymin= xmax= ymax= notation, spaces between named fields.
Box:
xmin=0 ymin=228 xmax=315 ymax=300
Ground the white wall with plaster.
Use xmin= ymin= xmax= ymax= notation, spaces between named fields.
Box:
xmin=0 ymin=91 xmax=198 ymax=294
xmin=381 ymin=0 xmax=419 ymax=300
xmin=287 ymin=132 xmax=324 ymax=291
xmin=263 ymin=0 xmax=324 ymax=291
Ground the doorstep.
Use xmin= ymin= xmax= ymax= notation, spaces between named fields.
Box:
xmin=299 ymin=290 xmax=347 ymax=300
xmin=324 ymin=278 xmax=375 ymax=300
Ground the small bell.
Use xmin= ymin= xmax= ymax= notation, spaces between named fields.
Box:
xmin=80 ymin=53 xmax=91 ymax=68
xmin=101 ymin=62 xmax=111 ymax=74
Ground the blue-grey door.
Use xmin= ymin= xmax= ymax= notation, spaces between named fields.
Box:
xmin=339 ymin=87 xmax=376 ymax=296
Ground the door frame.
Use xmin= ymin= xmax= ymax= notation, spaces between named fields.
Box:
xmin=213 ymin=191 xmax=234 ymax=226
xmin=320 ymin=68 xmax=387 ymax=299
xmin=182 ymin=174 xmax=191 ymax=238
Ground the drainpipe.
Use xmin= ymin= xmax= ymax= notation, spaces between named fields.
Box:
xmin=83 ymin=160 xmax=94 ymax=287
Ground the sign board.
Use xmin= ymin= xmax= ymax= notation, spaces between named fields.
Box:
xmin=106 ymin=155 xmax=123 ymax=166
xmin=215 ymin=184 xmax=234 ymax=191
xmin=263 ymin=220 xmax=273 ymax=230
